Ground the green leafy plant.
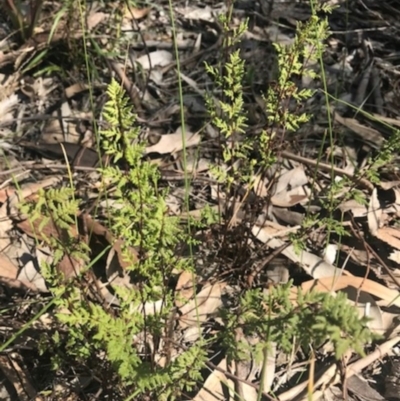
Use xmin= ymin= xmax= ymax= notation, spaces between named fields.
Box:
xmin=9 ymin=0 xmax=383 ymax=398
xmin=364 ymin=127 xmax=400 ymax=184
xmin=205 ymin=0 xmax=375 ymax=372
xmin=205 ymin=17 xmax=253 ymax=188
xmin=269 ymin=1 xmax=350 ymax=252
xmin=20 ymin=79 xmax=205 ymax=400
xmin=220 ymin=282 xmax=375 ymax=363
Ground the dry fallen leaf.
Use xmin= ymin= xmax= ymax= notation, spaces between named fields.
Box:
xmin=339 ymin=199 xmax=368 ymax=217
xmin=124 ymin=6 xmax=151 ymax=20
xmin=252 ymin=224 xmax=344 ymax=278
xmin=175 ymin=270 xmax=195 ymax=308
xmin=334 ymin=111 xmax=384 ymax=149
xmin=145 ymin=127 xmax=201 ymax=155
xmin=193 ymin=358 xmax=233 ymax=401
xmin=299 ymin=275 xmax=400 ymax=310
xmin=271 ymin=186 xmax=309 ymax=207
xmin=177 ymin=5 xmax=216 ymax=21
xmin=17 ymin=217 xmax=87 ymax=280
xmin=136 ymin=50 xmax=173 ymax=70
xmin=388 ymin=250 xmax=400 ymax=264
xmin=17 ymin=251 xmax=48 ymax=292
xmin=275 ymin=165 xmax=308 ymax=193
xmin=87 ymin=11 xmax=107 ymax=31
xmin=375 ymin=226 xmax=400 ymax=250
xmin=17 ymin=216 xmax=78 ymax=241
xmin=83 ymin=214 xmax=139 ymax=273
xmin=270 ymin=165 xmax=310 ymax=207
xmin=179 ymin=281 xmax=226 ymax=328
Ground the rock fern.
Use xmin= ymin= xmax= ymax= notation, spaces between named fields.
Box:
xmin=22 ymin=79 xmax=202 ymax=399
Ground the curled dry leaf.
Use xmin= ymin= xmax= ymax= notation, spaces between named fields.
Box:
xmin=299 ymin=275 xmax=400 ymax=309
xmin=0 ymin=253 xmax=20 ymax=280
xmin=271 ymin=186 xmax=309 ymax=207
xmin=388 ymin=250 xmax=400 ymax=264
xmin=334 ymin=110 xmax=384 ymax=149
xmin=17 ymin=249 xmax=48 ymax=292
xmin=82 ymin=214 xmax=139 ymax=273
xmin=124 ymin=6 xmax=151 ymax=20
xmin=175 ymin=270 xmax=195 ymax=308
xmin=374 ymin=226 xmax=400 ymax=250
xmin=322 ymin=243 xmax=338 ymax=265
xmin=193 ymin=358 xmax=233 ymax=401
xmin=17 ymin=218 xmax=85 ymax=280
xmin=339 ymin=199 xmax=368 ymax=217
xmin=179 ymin=281 xmax=226 ymax=329
xmin=275 ymin=165 xmax=308 ymax=193
xmin=17 ymin=216 xmax=79 ymax=242
xmin=252 ymin=224 xmax=344 ymax=278
xmin=136 ymin=50 xmax=173 ymax=70
xmin=65 ymin=82 xmax=89 ymax=98
xmin=87 ymin=11 xmax=107 ymax=30
xmin=145 ymin=127 xmax=201 ymax=155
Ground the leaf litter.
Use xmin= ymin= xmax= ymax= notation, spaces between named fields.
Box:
xmin=1 ymin=0 xmax=400 ymax=400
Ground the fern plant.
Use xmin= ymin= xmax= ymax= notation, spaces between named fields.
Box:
xmin=205 ymin=0 xmax=375 ymax=370
xmin=205 ymin=16 xmax=257 ymax=189
xmin=13 ymin=0 xmax=381 ymax=398
xmin=220 ymin=282 xmax=375 ymax=364
xmin=267 ymin=1 xmax=349 ymax=251
xmin=19 ymin=186 xmax=90 ymax=285
xmin=20 ymin=79 xmax=205 ymax=400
